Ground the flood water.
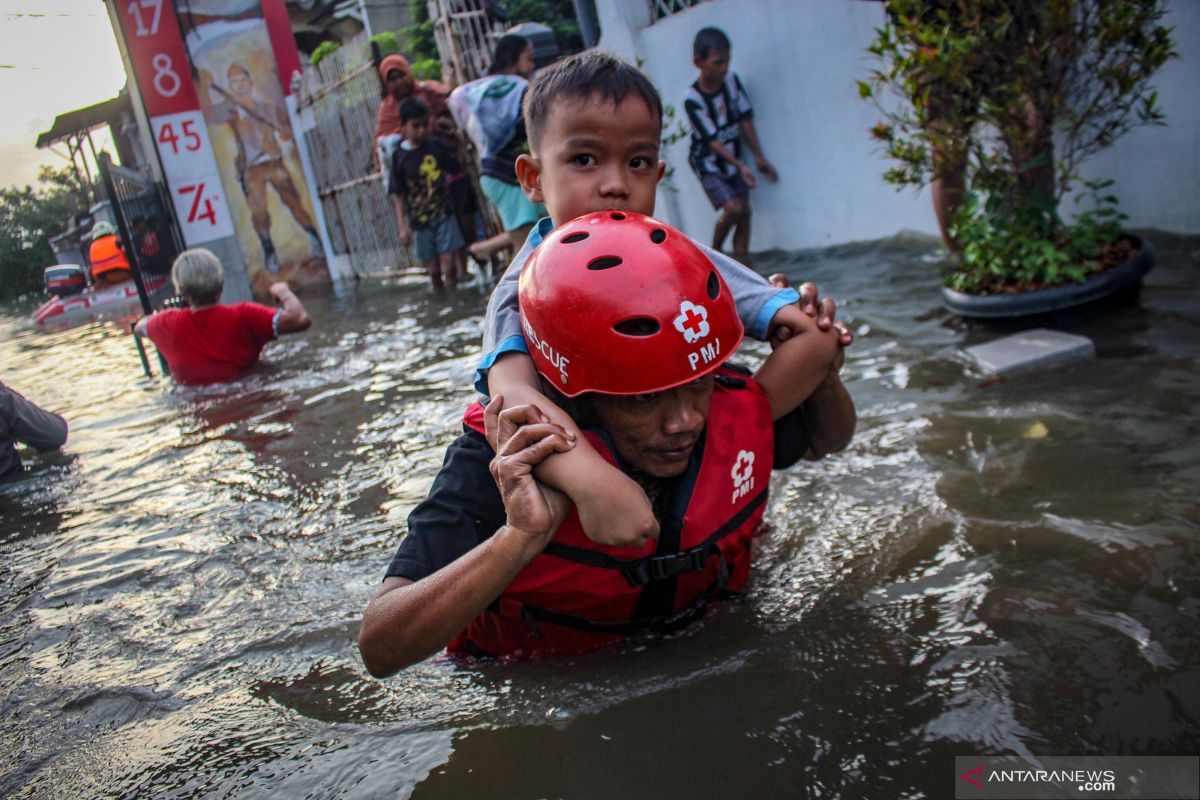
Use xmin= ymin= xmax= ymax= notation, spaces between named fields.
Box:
xmin=2 ymin=232 xmax=1197 ymax=798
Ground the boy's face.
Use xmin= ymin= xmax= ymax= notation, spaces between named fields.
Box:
xmin=401 ymin=115 xmax=429 ymax=146
xmin=517 ymin=93 xmax=665 ymax=224
xmin=694 ymin=48 xmax=730 ymax=86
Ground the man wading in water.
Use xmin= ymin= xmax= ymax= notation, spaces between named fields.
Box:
xmin=358 ymin=212 xmax=854 ymax=670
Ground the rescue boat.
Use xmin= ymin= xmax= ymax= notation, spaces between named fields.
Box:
xmin=30 ymin=264 xmax=171 ymax=333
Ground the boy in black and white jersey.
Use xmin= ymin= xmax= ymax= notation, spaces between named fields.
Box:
xmin=683 ymin=26 xmax=778 ymax=256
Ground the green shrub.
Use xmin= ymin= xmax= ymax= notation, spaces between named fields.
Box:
xmin=863 ymin=0 xmax=1175 ymax=290
xmin=310 ymin=40 xmax=341 ymax=66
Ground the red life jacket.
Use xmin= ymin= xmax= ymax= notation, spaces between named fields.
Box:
xmin=88 ymin=235 xmax=131 ymax=279
xmin=454 ymin=367 xmax=774 ymax=658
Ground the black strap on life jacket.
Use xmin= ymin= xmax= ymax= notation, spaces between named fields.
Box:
xmin=512 ymin=551 xmax=740 ymax=640
xmin=539 ymin=486 xmax=768 ymax=588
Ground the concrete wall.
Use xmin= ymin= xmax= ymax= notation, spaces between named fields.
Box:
xmin=596 ymin=0 xmax=1200 ymax=250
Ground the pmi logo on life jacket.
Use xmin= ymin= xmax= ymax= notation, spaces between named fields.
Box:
xmin=731 ymin=449 xmax=755 ymax=503
xmin=674 ymin=300 xmax=721 ymax=373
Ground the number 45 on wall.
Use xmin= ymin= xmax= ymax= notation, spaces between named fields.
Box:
xmin=158 ymin=119 xmax=202 ymax=154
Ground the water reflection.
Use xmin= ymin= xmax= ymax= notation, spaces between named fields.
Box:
xmin=1 ymin=232 xmax=1197 ymax=798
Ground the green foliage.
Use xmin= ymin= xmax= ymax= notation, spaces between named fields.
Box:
xmin=947 ymin=180 xmax=1128 ymax=293
xmin=310 ymin=40 xmax=341 ymax=66
xmin=864 ymin=0 xmax=1176 ymax=289
xmin=369 ymin=31 xmax=401 ymax=56
xmin=0 ymin=167 xmax=90 ymax=302
xmin=399 ymin=0 xmax=438 ymax=64
xmin=409 ymin=58 xmax=443 ymax=81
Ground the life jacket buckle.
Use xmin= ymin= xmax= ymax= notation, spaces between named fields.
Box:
xmin=648 ymin=546 xmax=710 ymax=581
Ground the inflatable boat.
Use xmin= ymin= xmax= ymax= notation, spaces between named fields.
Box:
xmin=31 ymin=265 xmax=172 ymax=333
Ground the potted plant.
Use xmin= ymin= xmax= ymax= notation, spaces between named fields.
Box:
xmin=861 ymin=0 xmax=1177 ymax=320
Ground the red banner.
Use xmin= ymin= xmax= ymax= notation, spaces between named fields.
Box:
xmin=115 ymin=0 xmax=201 ymax=117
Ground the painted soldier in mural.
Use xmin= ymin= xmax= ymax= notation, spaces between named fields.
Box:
xmin=198 ymin=63 xmax=323 ymax=274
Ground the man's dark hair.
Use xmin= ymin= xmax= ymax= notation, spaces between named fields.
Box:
xmin=693 ymin=27 xmax=731 ymax=60
xmin=399 ymin=96 xmax=429 ymax=124
xmin=523 ymin=50 xmax=663 ymax=149
xmin=488 ymin=33 xmax=531 ymax=75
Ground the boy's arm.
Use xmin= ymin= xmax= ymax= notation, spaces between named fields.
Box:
xmin=755 ymin=319 xmax=856 ymax=457
xmin=486 ymin=354 xmax=659 ymax=547
xmin=705 ymin=138 xmax=758 ymax=189
xmin=752 ymin=311 xmax=841 ymax=420
xmin=739 ymin=118 xmax=778 ymax=182
xmin=392 ymin=195 xmax=412 ymax=247
xmin=797 ymin=368 xmax=856 ymax=459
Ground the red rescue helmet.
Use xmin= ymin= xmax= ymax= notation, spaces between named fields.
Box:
xmin=518 ymin=211 xmax=744 ymax=397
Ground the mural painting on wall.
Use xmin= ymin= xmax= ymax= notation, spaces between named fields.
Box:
xmin=178 ymin=1 xmax=328 ymax=292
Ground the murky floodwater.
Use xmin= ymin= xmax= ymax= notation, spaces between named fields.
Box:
xmin=2 ymin=232 xmax=1197 ymax=798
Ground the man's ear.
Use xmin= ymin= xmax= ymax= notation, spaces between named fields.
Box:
xmin=515 ymin=153 xmax=545 ymax=204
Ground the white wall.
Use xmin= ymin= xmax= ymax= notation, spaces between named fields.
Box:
xmin=597 ymin=0 xmax=1200 ymax=250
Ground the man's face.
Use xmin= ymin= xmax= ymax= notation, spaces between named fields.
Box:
xmin=517 ymin=93 xmax=664 ymax=225
xmin=401 ymin=115 xmax=429 ymax=146
xmin=386 ymin=68 xmax=415 ymax=99
xmin=228 ymin=68 xmax=253 ymax=98
xmin=592 ymin=376 xmax=714 ymax=478
xmin=694 ymin=49 xmax=731 ymax=86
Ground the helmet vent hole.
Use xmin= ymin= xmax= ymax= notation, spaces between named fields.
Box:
xmin=609 ymin=212 xmax=626 ymax=221
xmin=562 ymin=232 xmax=589 ymax=244
xmin=588 ymin=256 xmax=623 ymax=271
xmin=614 ymin=317 xmax=660 ymax=336
xmin=706 ymin=271 xmax=720 ymax=300
xmin=649 ymin=228 xmax=667 ymax=244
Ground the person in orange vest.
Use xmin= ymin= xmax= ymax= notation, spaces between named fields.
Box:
xmin=87 ymin=221 xmax=133 ymax=288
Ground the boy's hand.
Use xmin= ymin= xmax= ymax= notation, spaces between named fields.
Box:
xmin=398 ymin=223 xmax=412 ymax=248
xmin=756 ymin=157 xmax=779 ymax=183
xmin=768 ymin=275 xmax=854 ymax=349
xmin=738 ymin=163 xmax=759 ymax=189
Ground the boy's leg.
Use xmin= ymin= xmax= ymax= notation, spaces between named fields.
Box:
xmin=731 ymin=202 xmax=752 ymax=256
xmin=439 ymin=251 xmax=458 ymax=288
xmin=414 ymin=226 xmax=444 ymax=290
xmin=424 ymin=259 xmax=445 ymax=290
xmin=713 ymin=196 xmax=748 ymax=253
xmin=701 ymin=171 xmax=747 ymax=252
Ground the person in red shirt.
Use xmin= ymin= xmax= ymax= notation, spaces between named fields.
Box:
xmin=134 ymin=248 xmax=311 ymax=386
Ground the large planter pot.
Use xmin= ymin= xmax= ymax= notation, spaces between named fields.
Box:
xmin=941 ymin=234 xmax=1155 ymax=322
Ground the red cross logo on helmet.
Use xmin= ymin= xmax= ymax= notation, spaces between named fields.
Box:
xmin=673 ymin=300 xmax=710 ymax=344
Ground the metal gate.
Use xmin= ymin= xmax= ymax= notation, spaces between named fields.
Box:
xmin=97 ymin=152 xmax=184 ymax=314
xmin=294 ymin=33 xmax=418 ymax=279
xmin=428 ymin=0 xmax=506 ymax=87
